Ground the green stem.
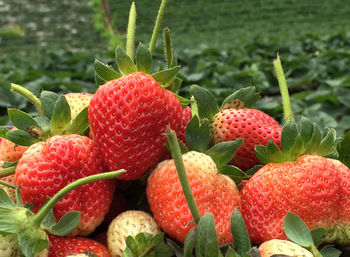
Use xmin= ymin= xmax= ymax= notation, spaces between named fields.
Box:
xmin=163 ymin=27 xmax=172 ymax=68
xmin=33 ymin=170 xmax=124 ymax=225
xmin=309 ymin=244 xmax=323 ymax=257
xmin=166 ymin=126 xmax=201 ymax=224
xmin=0 ymin=180 xmax=15 ymax=189
xmin=149 ymin=0 xmax=168 ymax=56
xmin=273 ymin=55 xmax=294 ymax=123
xmin=0 ymin=166 xmax=16 ymax=178
xmin=11 ymin=83 xmax=45 ymax=117
xmin=126 ymin=2 xmax=136 ymax=60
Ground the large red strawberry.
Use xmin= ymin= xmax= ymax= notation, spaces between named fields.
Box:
xmin=15 ymin=134 xmax=116 ymax=236
xmin=48 ymin=235 xmax=111 ymax=257
xmin=146 ymin=151 xmax=241 ymax=245
xmin=89 ymin=46 xmax=183 ymax=180
xmin=211 ymin=100 xmax=282 ymax=171
xmin=240 ymin=118 xmax=350 ymax=245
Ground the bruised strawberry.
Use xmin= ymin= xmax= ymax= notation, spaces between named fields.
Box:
xmin=146 ymin=151 xmax=240 ymax=245
xmin=89 ymin=72 xmax=182 ymax=180
xmin=48 ymin=235 xmax=111 ymax=257
xmin=15 ymin=134 xmax=115 ymax=236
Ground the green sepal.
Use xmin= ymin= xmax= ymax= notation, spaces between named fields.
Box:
xmin=40 ymin=91 xmax=59 ymax=120
xmin=152 ymin=66 xmax=180 ymax=87
xmin=337 ymin=131 xmax=350 ymax=168
xmin=219 ymin=165 xmax=249 ymax=185
xmin=310 ymin=227 xmax=325 ymax=248
xmin=230 ymin=210 xmax=251 ymax=257
xmin=15 ymin=185 xmax=23 ymax=206
xmin=184 ymin=227 xmax=196 ymax=257
xmin=225 ymin=247 xmax=239 ymax=257
xmin=136 ymin=43 xmax=152 ymax=74
xmin=190 ymin=84 xmax=218 ymax=121
xmin=50 ymin=95 xmax=71 ymax=135
xmin=246 ymin=165 xmax=263 ymax=176
xmin=283 ymin=212 xmax=313 ymax=248
xmin=317 ymin=128 xmax=337 ymax=156
xmin=248 ymin=247 xmax=262 ymax=257
xmin=41 ymin=206 xmax=56 ymax=230
xmin=94 ymin=58 xmax=121 ymax=82
xmin=7 ymin=108 xmax=39 ymax=131
xmin=0 ymin=128 xmax=10 ymax=141
xmin=221 ymin=87 xmax=260 ymax=109
xmin=34 ymin=116 xmax=51 ymax=135
xmin=195 ymin=213 xmax=219 ymax=257
xmin=265 ymin=140 xmax=290 ymax=163
xmin=122 ymin=247 xmax=134 ymax=257
xmin=95 ymin=72 xmax=106 ymax=86
xmin=176 ymin=95 xmax=195 ymax=109
xmin=18 ymin=227 xmax=48 ymax=257
xmin=185 ymin=117 xmax=210 ymax=152
xmin=116 ymin=46 xmax=137 ymax=75
xmin=0 ymin=187 xmax=16 ymax=208
xmin=281 ymin=122 xmax=299 ymax=155
xmin=319 ymin=245 xmax=341 ymax=257
xmin=34 ymin=239 xmax=49 ymax=253
xmin=46 ymin=211 xmax=81 ymax=236
xmin=6 ymin=130 xmax=40 ymax=146
xmin=206 ymin=139 xmax=244 ymax=168
xmin=63 ymin=107 xmax=89 ymax=135
xmin=172 ymin=77 xmax=183 ymax=93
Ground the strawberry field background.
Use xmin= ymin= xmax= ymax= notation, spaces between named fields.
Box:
xmin=1 ymin=0 xmax=350 ymax=136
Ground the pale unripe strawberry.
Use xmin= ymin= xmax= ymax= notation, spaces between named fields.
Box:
xmin=65 ymin=93 xmax=93 ymax=120
xmin=258 ymin=239 xmax=313 ymax=257
xmin=107 ymin=210 xmax=160 ymax=257
xmin=0 ymin=234 xmax=48 ymax=257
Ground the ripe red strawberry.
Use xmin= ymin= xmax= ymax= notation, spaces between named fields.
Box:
xmin=177 ymin=106 xmax=192 ymax=145
xmin=65 ymin=93 xmax=93 ymax=120
xmin=88 ymin=72 xmax=182 ymax=180
xmin=211 ymin=106 xmax=282 ymax=171
xmin=15 ymin=134 xmax=115 ymax=236
xmin=0 ymin=128 xmax=27 ymax=162
xmin=146 ymin=151 xmax=241 ymax=245
xmin=48 ymin=235 xmax=111 ymax=257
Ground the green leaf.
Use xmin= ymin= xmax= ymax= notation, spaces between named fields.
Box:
xmin=15 ymin=185 xmax=23 ymax=206
xmin=317 ymin=128 xmax=336 ymax=156
xmin=64 ymin=107 xmax=89 ymax=135
xmin=152 ymin=66 xmax=181 ymax=86
xmin=337 ymin=131 xmax=350 ymax=168
xmin=266 ymin=140 xmax=289 ymax=163
xmin=0 ymin=188 xmax=16 ymax=208
xmin=34 ymin=116 xmax=50 ymax=134
xmin=122 ymin=247 xmax=134 ymax=257
xmin=221 ymin=87 xmax=260 ymax=109
xmin=116 ymin=46 xmax=137 ymax=75
xmin=94 ymin=58 xmax=121 ymax=81
xmin=225 ymin=247 xmax=239 ymax=257
xmin=280 ymin=122 xmax=298 ymax=155
xmin=34 ymin=239 xmax=49 ymax=253
xmin=190 ymin=84 xmax=218 ymax=120
xmin=184 ymin=227 xmax=196 ymax=257
xmin=136 ymin=43 xmax=152 ymax=74
xmin=185 ymin=117 xmax=210 ymax=152
xmin=319 ymin=245 xmax=342 ymax=257
xmin=300 ymin=117 xmax=314 ymax=145
xmin=48 ymin=211 xmax=81 ymax=236
xmin=7 ymin=108 xmax=39 ymax=131
xmin=219 ymin=165 xmax=249 ymax=185
xmin=125 ymin=236 xmax=138 ymax=256
xmin=0 ymin=128 xmax=10 ymax=141
xmin=95 ymin=72 xmax=106 ymax=86
xmin=310 ymin=227 xmax=325 ymax=247
xmin=176 ymin=95 xmax=195 ymax=109
xmin=40 ymin=91 xmax=59 ymax=120
xmin=6 ymin=130 xmax=40 ymax=146
xmin=230 ymin=210 xmax=251 ymax=257
xmin=283 ymin=212 xmax=313 ymax=248
xmin=255 ymin=145 xmax=268 ymax=164
xmin=195 ymin=213 xmax=219 ymax=257
xmin=206 ymin=139 xmax=244 ymax=168
xmin=173 ymin=77 xmax=183 ymax=93
xmin=304 ymin=123 xmax=322 ymax=154
xmin=18 ymin=232 xmax=35 ymax=257
xmin=248 ymin=247 xmax=262 ymax=257
xmin=50 ymin=95 xmax=71 ymax=135
xmin=246 ymin=165 xmax=263 ymax=176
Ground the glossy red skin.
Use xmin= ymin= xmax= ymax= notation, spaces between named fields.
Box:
xmin=88 ymin=72 xmax=182 ymax=180
xmin=241 ymin=155 xmax=350 ymax=245
xmin=211 ymin=108 xmax=282 ymax=171
xmin=147 ymin=151 xmax=241 ymax=245
xmin=15 ymin=135 xmax=115 ymax=236
xmin=177 ymin=106 xmax=192 ymax=145
xmin=48 ymin=235 xmax=111 ymax=257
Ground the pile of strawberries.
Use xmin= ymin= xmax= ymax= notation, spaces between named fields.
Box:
xmin=1 ymin=1 xmax=350 ymax=257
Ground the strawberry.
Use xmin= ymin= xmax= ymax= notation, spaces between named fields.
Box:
xmin=89 ymin=46 xmax=183 ymax=180
xmin=107 ymin=210 xmax=160 ymax=257
xmin=0 ymin=128 xmax=27 ymax=162
xmin=240 ymin=118 xmax=350 ymax=245
xmin=177 ymin=106 xmax=192 ymax=145
xmin=258 ymin=239 xmax=313 ymax=257
xmin=146 ymin=151 xmax=241 ymax=245
xmin=48 ymin=235 xmax=111 ymax=257
xmin=0 ymin=234 xmax=47 ymax=257
xmin=65 ymin=93 xmax=93 ymax=120
xmin=15 ymin=134 xmax=116 ymax=236
xmin=210 ymin=100 xmax=282 ymax=171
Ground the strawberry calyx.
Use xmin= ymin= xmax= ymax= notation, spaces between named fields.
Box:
xmin=255 ymin=117 xmax=337 ymax=164
xmin=0 ymin=170 xmax=124 ymax=257
xmin=220 ymin=86 xmax=260 ymax=110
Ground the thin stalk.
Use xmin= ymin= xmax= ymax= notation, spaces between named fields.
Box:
xmin=309 ymin=244 xmax=323 ymax=257
xmin=11 ymin=83 xmax=45 ymax=117
xmin=149 ymin=0 xmax=168 ymax=55
xmin=273 ymin=55 xmax=294 ymax=122
xmin=126 ymin=2 xmax=136 ymax=60
xmin=0 ymin=166 xmax=16 ymax=178
xmin=163 ymin=27 xmax=172 ymax=68
xmin=0 ymin=180 xmax=15 ymax=189
xmin=33 ymin=170 xmax=124 ymax=225
xmin=166 ymin=126 xmax=201 ymax=224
